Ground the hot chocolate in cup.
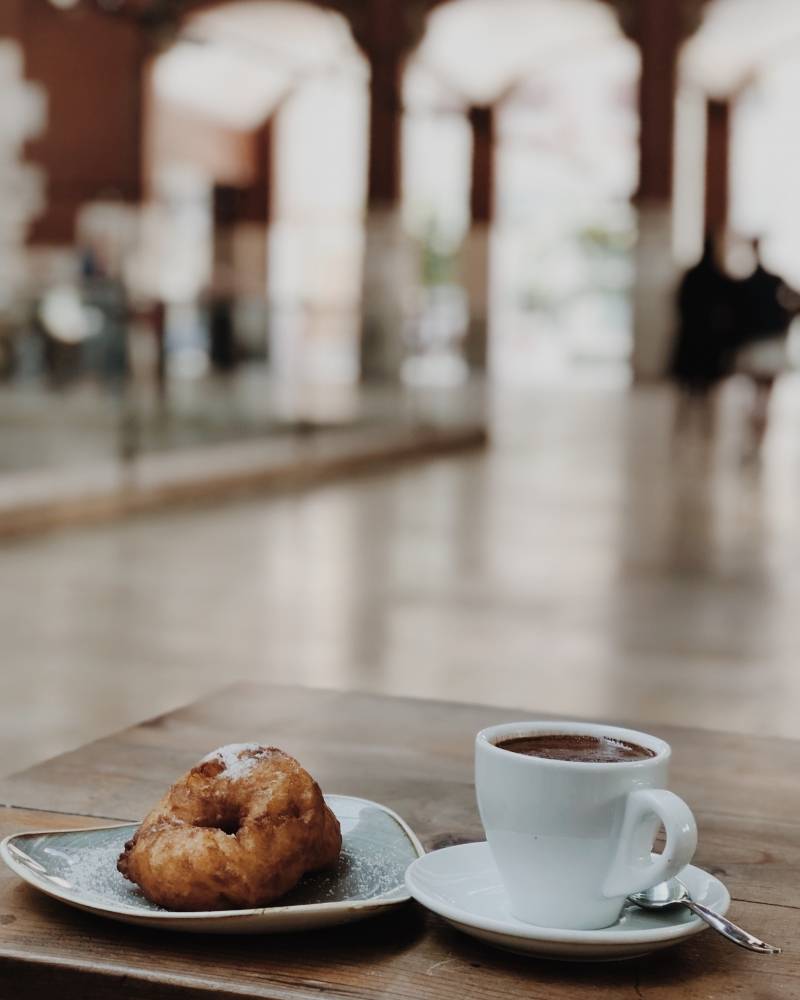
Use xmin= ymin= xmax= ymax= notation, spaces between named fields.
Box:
xmin=475 ymin=721 xmax=698 ymax=931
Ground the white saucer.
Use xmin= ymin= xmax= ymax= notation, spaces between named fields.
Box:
xmin=405 ymin=842 xmax=730 ymax=961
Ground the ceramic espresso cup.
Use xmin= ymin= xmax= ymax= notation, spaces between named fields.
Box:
xmin=475 ymin=721 xmax=698 ymax=930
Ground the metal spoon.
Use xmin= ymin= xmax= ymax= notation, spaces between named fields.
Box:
xmin=628 ymin=878 xmax=781 ymax=954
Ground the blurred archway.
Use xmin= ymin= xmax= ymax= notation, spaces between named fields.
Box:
xmin=139 ymin=0 xmax=368 ymax=385
xmin=678 ymin=0 xmax=800 ymax=290
xmin=404 ymin=0 xmax=639 ymax=386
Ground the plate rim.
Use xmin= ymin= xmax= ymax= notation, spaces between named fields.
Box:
xmin=404 ymin=841 xmax=731 ymax=946
xmin=0 ymin=793 xmax=425 ymax=922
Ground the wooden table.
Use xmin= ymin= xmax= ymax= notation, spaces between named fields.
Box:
xmin=0 ymin=683 xmax=797 ymax=998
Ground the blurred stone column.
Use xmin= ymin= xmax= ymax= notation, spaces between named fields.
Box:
xmin=460 ymin=105 xmax=494 ymax=372
xmin=0 ymin=39 xmax=45 ymax=314
xmin=626 ymin=0 xmax=685 ymax=381
xmin=356 ymin=0 xmax=416 ymax=380
xmin=211 ymin=120 xmax=272 ymax=370
xmin=704 ymin=98 xmax=730 ymax=234
xmin=672 ymin=79 xmax=706 ymax=265
xmin=238 ymin=120 xmax=272 ymax=362
xmin=228 ymin=119 xmax=272 ymax=301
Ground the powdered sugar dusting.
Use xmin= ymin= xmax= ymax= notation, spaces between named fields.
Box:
xmin=63 ymin=837 xmax=158 ymax=910
xmin=54 ymin=819 xmax=407 ymax=911
xmin=62 ymin=834 xmax=401 ymax=910
xmin=283 ymin=842 xmax=403 ymax=905
xmin=22 ymin=798 xmax=419 ymax=917
xmin=199 ymin=743 xmax=265 ymax=780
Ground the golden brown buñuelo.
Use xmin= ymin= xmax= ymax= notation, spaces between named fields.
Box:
xmin=117 ymin=744 xmax=342 ymax=910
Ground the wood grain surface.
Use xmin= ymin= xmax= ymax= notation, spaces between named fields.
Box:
xmin=0 ymin=683 xmax=797 ymax=998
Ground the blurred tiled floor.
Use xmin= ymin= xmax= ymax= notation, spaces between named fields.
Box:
xmin=3 ymin=377 xmax=800 ymax=775
xmin=0 ymin=372 xmax=482 ymax=472
xmin=0 ymin=377 xmax=485 ymax=534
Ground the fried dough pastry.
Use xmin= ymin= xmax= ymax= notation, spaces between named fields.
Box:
xmin=117 ymin=744 xmax=341 ymax=911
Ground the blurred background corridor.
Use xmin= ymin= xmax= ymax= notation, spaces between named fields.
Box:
xmin=3 ymin=0 xmax=800 ymax=772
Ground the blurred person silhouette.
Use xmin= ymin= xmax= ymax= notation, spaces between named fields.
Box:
xmin=733 ymin=238 xmax=798 ymax=454
xmin=80 ymin=241 xmax=130 ymax=392
xmin=671 ymin=233 xmax=737 ymax=437
xmin=209 ymin=292 xmax=237 ymax=373
xmin=79 ymin=238 xmax=138 ymax=464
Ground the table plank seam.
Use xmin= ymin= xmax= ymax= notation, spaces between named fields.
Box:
xmin=694 ymin=810 xmax=800 ymax=829
xmin=0 ymin=802 xmax=135 ymax=823
xmin=730 ymin=897 xmax=800 ymax=912
xmin=0 ymin=952 xmax=344 ymax=1000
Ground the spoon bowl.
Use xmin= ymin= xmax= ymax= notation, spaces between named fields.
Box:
xmin=629 ymin=879 xmax=693 ymax=910
xmin=629 ymin=878 xmax=781 ymax=954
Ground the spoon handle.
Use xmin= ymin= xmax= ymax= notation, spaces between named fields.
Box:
xmin=684 ymin=899 xmax=781 ymax=954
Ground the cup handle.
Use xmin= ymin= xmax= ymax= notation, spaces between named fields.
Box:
xmin=602 ymin=788 xmax=698 ymax=899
